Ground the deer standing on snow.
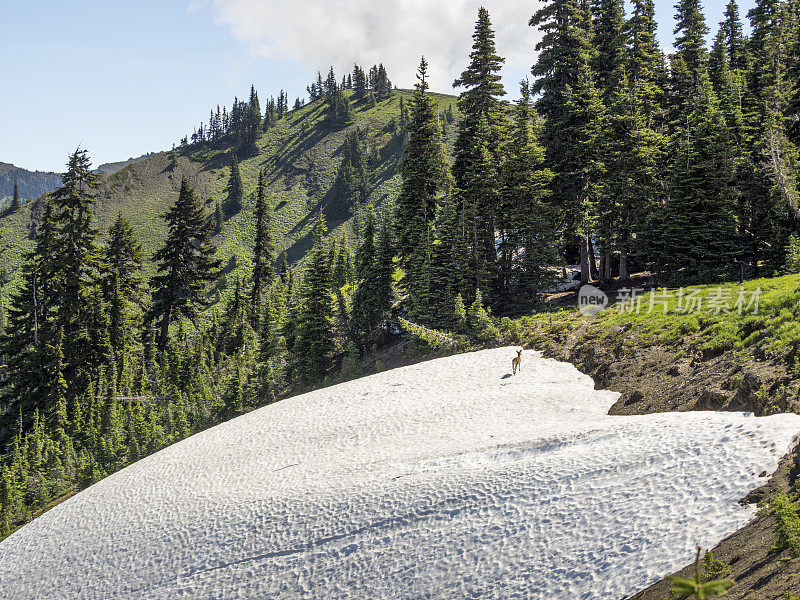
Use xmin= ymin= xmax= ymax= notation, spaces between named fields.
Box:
xmin=512 ymin=349 xmax=522 ymax=375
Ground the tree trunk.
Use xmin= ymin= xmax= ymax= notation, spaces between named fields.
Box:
xmin=580 ymin=236 xmax=590 ymax=285
xmin=157 ymin=305 xmax=172 ymax=356
xmin=587 ymin=237 xmax=599 ymax=281
xmin=619 ymin=247 xmax=629 ymax=281
xmin=604 ymin=247 xmax=613 ymax=280
xmin=599 ymin=252 xmax=606 ymax=282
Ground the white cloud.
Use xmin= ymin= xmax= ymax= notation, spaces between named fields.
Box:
xmin=205 ymin=0 xmax=544 ymax=96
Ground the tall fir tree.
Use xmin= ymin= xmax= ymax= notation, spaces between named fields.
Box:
xmin=562 ymin=58 xmax=607 ymax=284
xmin=150 ymin=177 xmax=221 ymax=354
xmin=722 ymin=0 xmax=748 ymax=73
xmin=674 ymin=0 xmax=711 ymax=81
xmin=50 ymin=149 xmax=103 ymax=397
xmin=531 ymin=0 xmax=600 ymax=283
xmin=429 ymin=196 xmax=468 ymax=327
xmin=452 ymin=7 xmax=506 ymax=305
xmin=251 ymin=169 xmax=274 ymax=322
xmin=498 ymin=80 xmax=556 ymax=304
xmin=0 ymin=200 xmax=60 ymax=419
xmin=328 ymin=130 xmax=369 ymax=219
xmin=745 ymin=0 xmax=799 ymax=266
xmin=295 ymin=214 xmax=335 ymax=383
xmin=227 ymin=156 xmax=244 ymax=215
xmin=593 ymin=0 xmax=628 ymax=102
xmin=787 ymin=0 xmax=800 ymax=149
xmin=628 ymin=0 xmax=666 ymax=122
xmin=352 ymin=216 xmax=395 ymax=351
xmin=11 ymin=180 xmax=20 ymax=211
xmin=650 ymin=73 xmax=740 ymax=282
xmin=104 ymin=213 xmax=144 ymax=361
xmin=593 ymin=0 xmax=630 ymax=277
xmin=355 ymin=206 xmax=377 ymax=280
xmin=395 ymin=57 xmax=451 ymax=260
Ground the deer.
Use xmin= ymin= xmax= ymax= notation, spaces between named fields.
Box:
xmin=512 ymin=349 xmax=522 ymax=375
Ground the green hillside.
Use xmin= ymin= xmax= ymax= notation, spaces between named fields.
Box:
xmin=95 ymin=153 xmax=156 ymax=175
xmin=0 ymin=89 xmax=459 ymax=308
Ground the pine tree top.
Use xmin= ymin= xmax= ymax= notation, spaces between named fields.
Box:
xmin=453 ymin=7 xmax=506 ymax=115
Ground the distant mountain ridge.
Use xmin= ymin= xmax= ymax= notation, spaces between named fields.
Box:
xmin=0 ymin=163 xmax=61 ymax=204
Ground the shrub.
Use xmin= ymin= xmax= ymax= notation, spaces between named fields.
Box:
xmin=771 ymin=492 xmax=800 ymax=557
xmin=468 ymin=289 xmax=500 ymax=343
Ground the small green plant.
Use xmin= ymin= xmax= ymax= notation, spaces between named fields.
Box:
xmin=667 ymin=546 xmax=734 ymax=599
xmin=701 ymin=550 xmax=731 ymax=581
xmin=771 ymin=491 xmax=800 ymax=557
xmin=782 ymin=591 xmax=800 ymax=600
xmin=468 ymin=289 xmax=500 ymax=342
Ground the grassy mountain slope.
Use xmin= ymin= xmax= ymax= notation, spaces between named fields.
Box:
xmin=0 ymin=163 xmax=61 ymax=206
xmin=95 ymin=152 xmax=156 ymax=175
xmin=0 ymin=90 xmax=458 ymax=308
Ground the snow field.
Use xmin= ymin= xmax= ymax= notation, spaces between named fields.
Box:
xmin=1 ymin=347 xmax=799 ymax=599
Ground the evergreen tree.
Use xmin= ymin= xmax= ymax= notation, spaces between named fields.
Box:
xmin=452 ymin=8 xmax=506 ymax=303
xmin=104 ymin=214 xmax=144 ymax=357
xmin=251 ymin=169 xmax=274 ymax=321
xmin=278 ymin=252 xmax=293 ymax=297
xmin=355 ymin=206 xmax=377 ymax=280
xmin=50 ymin=149 xmax=102 ymax=397
xmin=295 ymin=214 xmax=335 ymax=383
xmin=0 ymin=200 xmax=60 ymax=418
xmin=395 ymin=57 xmax=451 ymax=260
xmin=593 ymin=0 xmax=627 ymax=102
xmin=328 ymin=130 xmax=369 ymax=219
xmin=323 ymin=67 xmax=353 ymax=127
xmin=565 ymin=59 xmax=606 ymax=284
xmin=407 ymin=222 xmax=434 ymax=324
xmin=213 ymin=200 xmax=223 ymax=234
xmin=353 ymin=65 xmax=367 ymax=102
xmin=11 ymin=180 xmax=20 ymax=211
xmin=531 ymin=0 xmax=601 ymax=283
xmin=649 ymin=73 xmax=739 ymax=282
xmin=531 ymin=0 xmax=594 ymax=124
xmin=787 ymin=0 xmax=800 ymax=148
xmin=744 ymin=0 xmax=799 ymax=267
xmin=498 ymin=81 xmax=556 ymax=305
xmin=429 ymin=196 xmax=467 ymax=328
xmin=334 ymin=236 xmax=354 ymax=288
xmin=352 ymin=218 xmax=395 ymax=351
xmin=227 ymin=156 xmax=244 ymax=215
xmin=628 ymin=0 xmax=666 ymax=121
xmin=674 ymin=0 xmax=710 ymax=84
xmin=150 ymin=177 xmax=221 ymax=354
xmin=722 ymin=0 xmax=748 ymax=72
xmin=258 ymin=277 xmax=288 ymax=383
xmin=219 ymin=276 xmax=253 ymax=356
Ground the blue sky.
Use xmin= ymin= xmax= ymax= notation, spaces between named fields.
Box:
xmin=1 ymin=0 xmax=753 ymax=173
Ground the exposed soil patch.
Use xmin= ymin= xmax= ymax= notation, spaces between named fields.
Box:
xmin=542 ymin=323 xmax=800 ymax=417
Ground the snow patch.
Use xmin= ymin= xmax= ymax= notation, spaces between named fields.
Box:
xmin=1 ymin=348 xmax=799 ymax=599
